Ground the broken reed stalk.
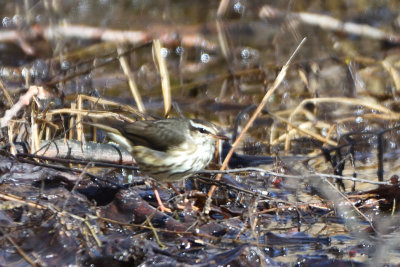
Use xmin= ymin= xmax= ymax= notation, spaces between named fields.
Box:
xmin=205 ymin=37 xmax=307 ymax=212
xmin=152 ymin=39 xmax=171 ymax=117
xmin=118 ymin=46 xmax=146 ymax=113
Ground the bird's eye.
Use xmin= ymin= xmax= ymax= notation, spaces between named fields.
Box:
xmin=198 ymin=128 xmax=208 ymax=134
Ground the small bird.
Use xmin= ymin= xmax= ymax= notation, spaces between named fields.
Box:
xmin=88 ymin=117 xmax=226 ymax=182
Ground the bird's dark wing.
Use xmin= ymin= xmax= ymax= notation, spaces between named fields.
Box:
xmin=119 ymin=119 xmax=186 ymax=151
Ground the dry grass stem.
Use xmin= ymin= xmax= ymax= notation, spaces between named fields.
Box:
xmin=118 ymin=47 xmax=146 ymax=113
xmin=45 ymin=114 xmax=53 ymax=140
xmin=0 ymin=78 xmax=13 ymax=107
xmin=216 ymin=20 xmax=231 ymax=61
xmin=152 ymin=39 xmax=171 ymax=117
xmin=76 ymin=95 xmax=145 ymax=118
xmin=31 ymin=104 xmax=40 ymax=154
xmin=217 ymin=0 xmax=230 ymax=17
xmin=76 ymin=95 xmax=84 ymax=141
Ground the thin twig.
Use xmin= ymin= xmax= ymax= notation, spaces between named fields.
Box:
xmin=0 ymin=228 xmax=38 ymax=266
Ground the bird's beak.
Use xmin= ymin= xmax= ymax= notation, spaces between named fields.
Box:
xmin=211 ymin=133 xmax=229 ymax=140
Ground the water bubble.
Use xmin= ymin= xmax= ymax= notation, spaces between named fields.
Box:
xmin=61 ymin=60 xmax=70 ymax=70
xmin=200 ymin=53 xmax=210 ymax=63
xmin=181 ymin=241 xmax=190 ymax=249
xmin=2 ymin=17 xmax=12 ymax=27
xmin=30 ymin=60 xmax=49 ymax=80
xmin=233 ymin=1 xmax=245 ymax=14
xmin=77 ymin=1 xmax=91 ymax=15
xmin=239 ymin=47 xmax=260 ymax=64
xmin=388 ymin=140 xmax=396 ymax=149
xmin=0 ymin=68 xmax=10 ymax=79
xmin=21 ymin=67 xmax=29 ymax=80
xmin=12 ymin=15 xmax=23 ymax=26
xmin=35 ymin=15 xmax=43 ymax=23
xmin=175 ymin=46 xmax=184 ymax=55
xmin=355 ymin=107 xmax=364 ymax=115
xmin=321 ymin=127 xmax=328 ymax=137
xmin=160 ymin=47 xmax=169 ymax=58
xmin=241 ymin=48 xmax=250 ymax=59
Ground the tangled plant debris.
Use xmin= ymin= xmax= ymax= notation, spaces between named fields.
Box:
xmin=1 ymin=1 xmax=400 ymax=266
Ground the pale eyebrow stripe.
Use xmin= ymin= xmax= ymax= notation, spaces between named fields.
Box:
xmin=189 ymin=121 xmax=216 ymax=134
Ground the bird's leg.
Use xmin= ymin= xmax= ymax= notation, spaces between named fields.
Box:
xmin=167 ymin=182 xmax=182 ymax=195
xmin=152 ymin=182 xmax=172 ymax=213
xmin=170 ymin=181 xmax=202 ymax=212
